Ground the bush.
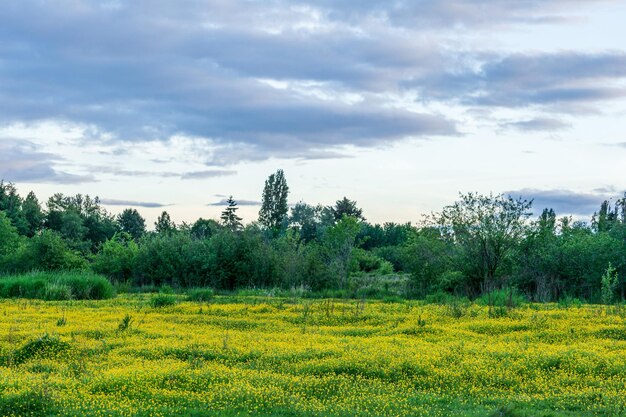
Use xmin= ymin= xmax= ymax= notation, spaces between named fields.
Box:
xmin=0 ymin=271 xmax=115 ymax=300
xmin=92 ymin=232 xmax=138 ymax=282
xmin=187 ymin=288 xmax=215 ymax=302
xmin=150 ymin=293 xmax=177 ymax=308
xmin=2 ymin=230 xmax=87 ymax=273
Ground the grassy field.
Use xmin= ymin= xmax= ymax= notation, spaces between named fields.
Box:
xmin=1 ymin=295 xmax=626 ymax=416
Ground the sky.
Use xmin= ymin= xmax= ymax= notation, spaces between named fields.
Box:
xmin=1 ymin=0 xmax=626 ymax=227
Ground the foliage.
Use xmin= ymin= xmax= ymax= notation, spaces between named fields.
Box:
xmin=220 ymin=196 xmax=243 ymax=231
xmin=149 ymin=293 xmax=177 ymax=308
xmin=434 ymin=192 xmax=533 ymax=296
xmin=46 ymin=193 xmax=118 ymax=252
xmin=117 ymin=208 xmax=146 ymax=240
xmin=1 ymin=295 xmax=626 ymax=416
xmin=0 ymin=211 xmax=20 ymax=260
xmin=329 ymin=197 xmax=365 ymax=222
xmin=601 ymin=263 xmax=619 ymax=305
xmin=259 ymin=169 xmax=289 ymax=231
xmin=190 ymin=218 xmax=220 ymax=240
xmin=92 ymin=232 xmax=139 ymax=283
xmin=155 ymin=211 xmax=176 ymax=234
xmin=117 ymin=314 xmax=133 ymax=332
xmin=2 ymin=180 xmax=626 ymax=303
xmin=186 ymin=288 xmax=215 ymax=302
xmin=3 ymin=230 xmax=87 ymax=273
xmin=0 ymin=271 xmax=114 ymax=300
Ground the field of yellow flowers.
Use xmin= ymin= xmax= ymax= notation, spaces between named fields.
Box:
xmin=1 ymin=295 xmax=626 ymax=416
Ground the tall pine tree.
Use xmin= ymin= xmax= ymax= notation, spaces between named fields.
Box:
xmin=220 ymin=196 xmax=243 ymax=231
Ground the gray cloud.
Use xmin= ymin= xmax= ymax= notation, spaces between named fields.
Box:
xmin=0 ymin=0 xmax=624 ymax=172
xmin=501 ymin=118 xmax=571 ymax=132
xmin=416 ymin=52 xmax=626 ymax=111
xmin=208 ymin=198 xmax=261 ymax=206
xmin=0 ymin=139 xmax=94 ymax=184
xmin=0 ymin=0 xmax=457 ymax=164
xmin=506 ymin=188 xmax=619 ymax=216
xmin=181 ymin=170 xmax=237 ymax=179
xmin=99 ymin=198 xmax=169 ymax=208
xmin=317 ymin=0 xmax=616 ymax=28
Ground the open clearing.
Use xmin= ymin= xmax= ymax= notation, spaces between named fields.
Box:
xmin=1 ymin=296 xmax=626 ymax=416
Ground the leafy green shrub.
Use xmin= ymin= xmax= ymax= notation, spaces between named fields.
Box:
xmin=601 ymin=263 xmax=619 ymax=305
xmin=150 ymin=293 xmax=177 ymax=308
xmin=187 ymin=288 xmax=215 ymax=302
xmin=0 ymin=271 xmax=115 ymax=300
xmin=92 ymin=232 xmax=138 ymax=282
xmin=3 ymin=230 xmax=87 ymax=273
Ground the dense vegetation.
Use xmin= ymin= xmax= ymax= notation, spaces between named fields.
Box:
xmin=1 ymin=172 xmax=625 ymax=303
xmin=2 ymin=295 xmax=626 ymax=416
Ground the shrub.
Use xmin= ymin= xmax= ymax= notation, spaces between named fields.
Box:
xmin=601 ymin=263 xmax=619 ymax=305
xmin=187 ymin=288 xmax=215 ymax=302
xmin=150 ymin=293 xmax=177 ymax=308
xmin=92 ymin=232 xmax=138 ymax=282
xmin=0 ymin=271 xmax=115 ymax=300
xmin=4 ymin=230 xmax=87 ymax=273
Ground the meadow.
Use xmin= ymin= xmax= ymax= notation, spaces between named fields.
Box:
xmin=1 ymin=294 xmax=626 ymax=417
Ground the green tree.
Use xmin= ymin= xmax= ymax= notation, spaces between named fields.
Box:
xmin=434 ymin=192 xmax=533 ymax=296
xmin=190 ymin=218 xmax=220 ymax=239
xmin=8 ymin=230 xmax=87 ymax=272
xmin=0 ymin=211 xmax=20 ymax=264
xmin=402 ymin=227 xmax=453 ymax=296
xmin=45 ymin=193 xmax=117 ymax=252
xmin=289 ymin=202 xmax=323 ymax=243
xmin=155 ymin=211 xmax=175 ymax=234
xmin=92 ymin=232 xmax=139 ymax=282
xmin=514 ymin=208 xmax=561 ymax=301
xmin=259 ymin=169 xmax=289 ymax=231
xmin=0 ymin=181 xmax=28 ymax=234
xmin=322 ymin=216 xmax=361 ymax=289
xmin=601 ymin=263 xmax=619 ymax=305
xmin=21 ymin=191 xmax=44 ymax=237
xmin=220 ymin=196 xmax=243 ymax=231
xmin=117 ymin=208 xmax=146 ymax=240
xmin=330 ymin=197 xmax=365 ymax=222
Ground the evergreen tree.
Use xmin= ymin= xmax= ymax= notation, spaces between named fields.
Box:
xmin=330 ymin=197 xmax=365 ymax=222
xmin=220 ymin=196 xmax=243 ymax=231
xmin=155 ymin=211 xmax=175 ymax=234
xmin=259 ymin=169 xmax=289 ymax=231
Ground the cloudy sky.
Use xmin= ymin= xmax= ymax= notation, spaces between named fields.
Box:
xmin=1 ymin=0 xmax=625 ymax=226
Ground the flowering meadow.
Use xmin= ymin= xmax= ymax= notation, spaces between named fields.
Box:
xmin=1 ymin=295 xmax=626 ymax=416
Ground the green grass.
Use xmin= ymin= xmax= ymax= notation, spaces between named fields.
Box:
xmin=149 ymin=293 xmax=178 ymax=307
xmin=187 ymin=288 xmax=215 ymax=302
xmin=0 ymin=271 xmax=115 ymax=300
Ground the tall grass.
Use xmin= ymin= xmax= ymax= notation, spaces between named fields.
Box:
xmin=0 ymin=271 xmax=115 ymax=300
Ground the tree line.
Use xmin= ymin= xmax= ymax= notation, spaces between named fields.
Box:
xmin=1 ymin=172 xmax=625 ymax=302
